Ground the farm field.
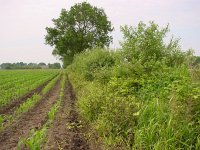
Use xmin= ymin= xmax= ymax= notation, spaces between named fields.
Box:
xmin=0 ymin=69 xmax=88 ymax=150
xmin=0 ymin=70 xmax=59 ymax=108
xmin=1 ymin=1 xmax=200 ymax=149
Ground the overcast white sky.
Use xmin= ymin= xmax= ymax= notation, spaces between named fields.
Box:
xmin=0 ymin=0 xmax=200 ymax=64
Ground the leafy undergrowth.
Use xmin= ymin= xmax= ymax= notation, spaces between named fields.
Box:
xmin=67 ymin=22 xmax=200 ymax=149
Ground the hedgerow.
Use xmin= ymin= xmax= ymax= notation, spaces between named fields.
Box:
xmin=67 ymin=22 xmax=200 ymax=149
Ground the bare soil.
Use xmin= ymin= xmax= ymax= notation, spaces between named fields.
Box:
xmin=0 ymin=74 xmax=57 ymax=115
xmin=0 ymin=78 xmax=100 ymax=150
xmin=44 ymin=81 xmax=90 ymax=150
xmin=0 ymin=78 xmax=61 ymax=150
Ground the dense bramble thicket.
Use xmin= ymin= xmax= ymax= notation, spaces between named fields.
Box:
xmin=67 ymin=22 xmax=200 ymax=149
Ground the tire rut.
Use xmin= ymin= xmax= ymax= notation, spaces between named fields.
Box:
xmin=0 ymin=78 xmax=61 ymax=150
xmin=44 ymin=80 xmax=89 ymax=150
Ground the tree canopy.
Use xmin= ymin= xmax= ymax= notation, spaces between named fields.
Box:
xmin=45 ymin=2 xmax=113 ymax=67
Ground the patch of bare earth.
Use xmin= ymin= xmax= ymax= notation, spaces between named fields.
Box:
xmin=0 ymin=74 xmax=57 ymax=115
xmin=0 ymin=78 xmax=61 ymax=150
xmin=44 ymin=81 xmax=90 ymax=150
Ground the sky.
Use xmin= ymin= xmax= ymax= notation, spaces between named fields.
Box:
xmin=0 ymin=0 xmax=200 ymax=64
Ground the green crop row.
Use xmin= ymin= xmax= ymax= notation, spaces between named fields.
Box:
xmin=41 ymin=73 xmax=61 ymax=95
xmin=0 ymin=70 xmax=58 ymax=83
xmin=0 ymin=73 xmax=61 ymax=130
xmin=17 ymin=100 xmax=61 ymax=150
xmin=0 ymin=95 xmax=41 ymax=130
xmin=0 ymin=70 xmax=60 ymax=107
xmin=0 ymin=70 xmax=58 ymax=89
xmin=17 ymin=74 xmax=66 ymax=150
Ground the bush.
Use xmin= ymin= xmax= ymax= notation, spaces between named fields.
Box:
xmin=67 ymin=22 xmax=200 ymax=149
xmin=68 ymin=48 xmax=116 ymax=83
xmin=120 ymin=21 xmax=188 ymax=67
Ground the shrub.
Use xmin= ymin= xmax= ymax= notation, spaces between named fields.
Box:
xmin=67 ymin=22 xmax=200 ymax=149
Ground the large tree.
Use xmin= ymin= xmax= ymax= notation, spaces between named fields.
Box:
xmin=45 ymin=2 xmax=113 ymax=67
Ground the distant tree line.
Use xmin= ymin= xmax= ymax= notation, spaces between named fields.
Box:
xmin=0 ymin=62 xmax=61 ymax=69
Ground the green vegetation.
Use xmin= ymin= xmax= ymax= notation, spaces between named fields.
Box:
xmin=17 ymin=74 xmax=66 ymax=150
xmin=193 ymin=56 xmax=200 ymax=68
xmin=41 ymin=73 xmax=61 ymax=95
xmin=0 ymin=1 xmax=199 ymax=149
xmin=0 ymin=72 xmax=61 ymax=130
xmin=17 ymin=126 xmax=47 ymax=150
xmin=67 ymin=22 xmax=200 ymax=149
xmin=45 ymin=2 xmax=113 ymax=67
xmin=18 ymin=100 xmax=61 ymax=150
xmin=0 ymin=94 xmax=41 ymax=129
xmin=0 ymin=70 xmax=59 ymax=107
xmin=48 ymin=63 xmax=61 ymax=69
xmin=0 ymin=62 xmax=61 ymax=69
xmin=14 ymin=94 xmax=41 ymax=117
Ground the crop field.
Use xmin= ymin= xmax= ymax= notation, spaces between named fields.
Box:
xmin=1 ymin=1 xmax=200 ymax=150
xmin=0 ymin=70 xmax=59 ymax=107
xmin=0 ymin=69 xmax=88 ymax=150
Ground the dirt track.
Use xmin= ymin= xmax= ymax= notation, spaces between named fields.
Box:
xmin=44 ymin=80 xmax=89 ymax=150
xmin=0 ymin=78 xmax=61 ymax=150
